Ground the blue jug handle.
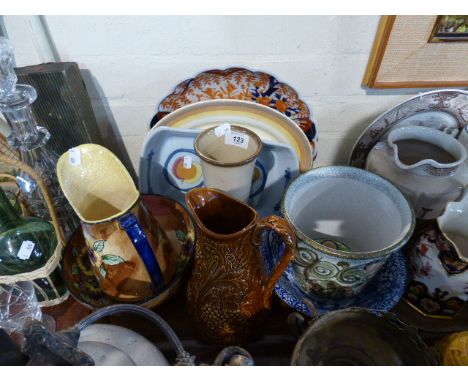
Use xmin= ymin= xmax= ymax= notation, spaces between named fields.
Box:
xmin=118 ymin=212 xmax=163 ymax=290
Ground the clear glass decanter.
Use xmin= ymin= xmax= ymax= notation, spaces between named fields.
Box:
xmin=0 ymin=37 xmax=78 ymax=237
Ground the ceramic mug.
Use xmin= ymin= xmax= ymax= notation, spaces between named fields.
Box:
xmin=194 ymin=125 xmax=263 ymax=202
xmin=281 ymin=166 xmax=415 ymax=299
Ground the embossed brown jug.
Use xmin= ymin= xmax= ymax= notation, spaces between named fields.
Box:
xmin=186 ymin=187 xmax=297 ymax=345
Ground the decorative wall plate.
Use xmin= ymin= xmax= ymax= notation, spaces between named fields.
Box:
xmin=151 ymin=99 xmax=312 ymax=172
xmin=61 ymin=195 xmax=195 ymax=309
xmin=139 ymin=127 xmax=300 ymax=217
xmin=261 ymin=230 xmax=408 ymax=317
xmin=150 ymin=67 xmax=317 ymax=160
xmin=349 ymin=89 xmax=468 ymax=168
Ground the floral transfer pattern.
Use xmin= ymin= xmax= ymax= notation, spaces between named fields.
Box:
xmin=405 ymin=280 xmax=465 ymax=317
xmin=405 ymin=225 xmax=468 ymax=317
xmin=151 ymin=67 xmax=317 ymax=159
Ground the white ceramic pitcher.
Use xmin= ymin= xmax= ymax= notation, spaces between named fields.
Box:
xmin=366 ymin=125 xmax=468 ymax=219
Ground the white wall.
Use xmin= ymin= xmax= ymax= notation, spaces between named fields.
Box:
xmin=4 ymin=15 xmax=420 ymax=173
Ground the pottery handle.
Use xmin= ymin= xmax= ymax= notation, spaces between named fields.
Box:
xmin=118 ymin=213 xmax=164 ymax=289
xmin=252 ymin=215 xmax=297 ymax=309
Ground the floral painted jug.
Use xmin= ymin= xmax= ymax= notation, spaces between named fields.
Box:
xmin=57 ymin=144 xmax=176 ymax=302
xmin=185 ymin=188 xmax=296 ymax=345
xmin=366 ymin=125 xmax=467 ymax=219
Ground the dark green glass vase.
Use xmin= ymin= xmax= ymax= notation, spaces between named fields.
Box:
xmin=0 ymin=188 xmax=67 ymax=305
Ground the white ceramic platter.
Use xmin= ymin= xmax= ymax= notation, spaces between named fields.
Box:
xmin=78 ymin=323 xmax=169 ymax=366
xmin=139 ymin=127 xmax=300 ymax=217
xmin=153 ymin=99 xmax=312 ymax=172
xmin=349 ymin=89 xmax=468 ymax=168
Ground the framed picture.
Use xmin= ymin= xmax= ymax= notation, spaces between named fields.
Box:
xmin=363 ymin=16 xmax=468 ymax=88
xmin=429 ymin=15 xmax=468 ymax=42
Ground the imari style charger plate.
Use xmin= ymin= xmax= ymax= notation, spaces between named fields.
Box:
xmin=349 ymin=89 xmax=468 ymax=168
xmin=151 ymin=67 xmax=317 ymax=161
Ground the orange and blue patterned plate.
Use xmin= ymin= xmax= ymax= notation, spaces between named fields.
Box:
xmin=150 ymin=67 xmax=317 ymax=161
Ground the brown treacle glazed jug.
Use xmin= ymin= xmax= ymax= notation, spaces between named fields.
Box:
xmin=186 ymin=187 xmax=297 ymax=345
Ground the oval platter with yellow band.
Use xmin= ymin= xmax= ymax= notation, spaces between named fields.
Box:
xmin=152 ymin=99 xmax=313 ymax=172
xmin=150 ymin=67 xmax=317 ymax=162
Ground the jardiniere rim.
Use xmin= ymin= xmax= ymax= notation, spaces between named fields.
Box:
xmin=280 ymin=165 xmax=415 ymax=261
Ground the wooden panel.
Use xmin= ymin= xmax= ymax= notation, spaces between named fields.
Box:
xmin=15 ymin=62 xmax=104 ymax=156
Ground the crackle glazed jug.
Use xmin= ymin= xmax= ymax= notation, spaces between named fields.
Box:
xmin=185 ymin=188 xmax=297 ymax=345
xmin=57 ymin=144 xmax=176 ymax=302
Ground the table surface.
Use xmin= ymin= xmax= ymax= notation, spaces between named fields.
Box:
xmin=43 ymin=280 xmax=468 ymax=366
xmin=43 ymin=281 xmax=298 ymax=366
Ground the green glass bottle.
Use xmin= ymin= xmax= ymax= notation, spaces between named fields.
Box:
xmin=0 ymin=188 xmax=67 ymax=304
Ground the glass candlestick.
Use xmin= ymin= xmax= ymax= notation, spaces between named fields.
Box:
xmin=0 ymin=37 xmax=78 ymax=237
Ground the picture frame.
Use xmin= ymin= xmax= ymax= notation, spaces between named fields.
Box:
xmin=429 ymin=15 xmax=468 ymax=43
xmin=363 ymin=16 xmax=468 ymax=89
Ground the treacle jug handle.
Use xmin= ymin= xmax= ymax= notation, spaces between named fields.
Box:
xmin=252 ymin=215 xmax=297 ymax=309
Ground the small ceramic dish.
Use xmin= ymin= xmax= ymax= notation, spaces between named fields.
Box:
xmin=150 ymin=99 xmax=312 ymax=172
xmin=150 ymin=67 xmax=317 ymax=159
xmin=78 ymin=323 xmax=169 ymax=366
xmin=139 ymin=127 xmax=299 ymax=217
xmin=261 ymin=231 xmax=408 ymax=316
xmin=61 ymin=195 xmax=195 ymax=309
xmin=349 ymin=89 xmax=468 ymax=169
xmin=291 ymin=308 xmax=438 ymax=365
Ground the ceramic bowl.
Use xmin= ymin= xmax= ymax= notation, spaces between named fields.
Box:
xmin=291 ymin=308 xmax=438 ymax=366
xmin=58 ymin=144 xmax=179 ymax=302
xmin=404 ymin=188 xmax=468 ymax=318
xmin=405 ymin=224 xmax=468 ymax=318
xmin=261 ymin=232 xmax=408 ymax=316
xmin=281 ymin=166 xmax=415 ymax=299
xmin=61 ymin=194 xmax=195 ymax=309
